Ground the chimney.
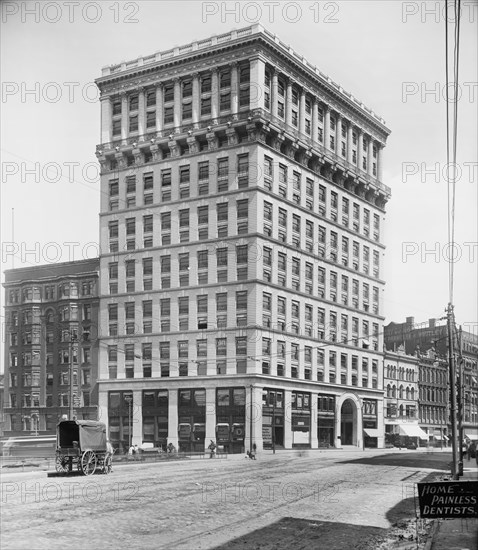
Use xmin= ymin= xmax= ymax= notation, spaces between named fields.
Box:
xmin=406 ymin=316 xmax=414 ymax=328
xmin=429 ymin=318 xmax=436 ymax=329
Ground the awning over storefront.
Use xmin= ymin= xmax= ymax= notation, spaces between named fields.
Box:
xmin=399 ymin=424 xmax=428 ymax=440
xmin=363 ymin=429 xmax=381 ymax=438
xmin=433 ymin=435 xmax=445 ymax=440
xmin=465 ymin=433 xmax=478 ymax=441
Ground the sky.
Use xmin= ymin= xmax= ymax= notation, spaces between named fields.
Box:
xmin=1 ymin=0 xmax=477 ymax=368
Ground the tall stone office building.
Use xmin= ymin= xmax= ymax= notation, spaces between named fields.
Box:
xmin=95 ymin=25 xmax=391 ymax=453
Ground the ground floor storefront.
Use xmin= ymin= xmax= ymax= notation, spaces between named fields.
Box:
xmin=98 ymin=376 xmax=385 ymax=453
xmin=419 ymin=424 xmax=450 ymax=448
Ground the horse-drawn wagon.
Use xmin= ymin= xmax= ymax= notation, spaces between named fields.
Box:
xmin=55 ymin=420 xmax=113 ymax=476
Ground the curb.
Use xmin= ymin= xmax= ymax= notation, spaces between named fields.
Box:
xmin=423 ymin=519 xmax=441 ymax=550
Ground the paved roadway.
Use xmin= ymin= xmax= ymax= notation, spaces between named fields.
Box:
xmin=0 ymin=449 xmax=461 ymax=550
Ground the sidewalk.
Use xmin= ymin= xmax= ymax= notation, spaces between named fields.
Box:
xmin=428 ymin=462 xmax=478 ymax=550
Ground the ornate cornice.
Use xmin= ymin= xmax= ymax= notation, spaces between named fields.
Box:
xmin=96 ymin=29 xmax=389 ymax=142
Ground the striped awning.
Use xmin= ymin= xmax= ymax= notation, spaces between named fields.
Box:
xmin=399 ymin=424 xmax=428 ymax=440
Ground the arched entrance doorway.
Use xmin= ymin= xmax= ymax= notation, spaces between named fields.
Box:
xmin=340 ymin=399 xmax=357 ymax=445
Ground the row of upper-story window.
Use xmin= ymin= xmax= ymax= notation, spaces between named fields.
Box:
xmin=107 ymin=337 xmax=379 ymax=388
xmin=262 ymin=163 xmax=381 ymax=238
xmin=106 ymin=156 xmax=380 ymax=240
xmin=263 ymin=69 xmax=380 ymax=167
xmin=7 ymin=303 xmax=93 ymax=328
xmin=108 ymin=196 xmax=248 ymax=235
xmin=263 ymin=203 xmax=381 ymax=275
xmin=106 ymin=339 xmax=379 ymax=379
xmin=385 ymin=384 xmax=416 ymax=399
xmin=105 ymin=293 xmax=380 ymax=349
xmin=419 ymin=387 xmax=447 ymax=403
xmin=107 ymin=154 xmax=249 ymax=208
xmin=108 ymin=156 xmax=248 ymax=193
xmin=7 ymin=281 xmax=96 ymax=305
xmin=262 ymin=291 xmax=379 ymax=335
xmin=8 ymin=325 xmax=92 ymax=348
xmin=104 ymin=284 xmax=379 ymax=332
xmin=418 ymin=407 xmax=447 ymax=424
xmin=9 ymin=346 xmax=92 ymax=369
xmin=105 ymin=245 xmax=380 ymax=317
xmin=107 ymin=201 xmax=249 ymax=255
xmin=9 ymin=391 xmax=91 ymax=409
xmin=112 ymin=65 xmax=250 ymax=114
xmin=104 ymin=358 xmax=379 ymax=388
xmin=384 ymin=364 xmax=416 ymax=381
xmin=419 ymin=367 xmax=448 ymax=385
xmin=111 ymin=66 xmax=251 ymax=135
xmin=9 ymin=367 xmax=91 ymax=389
xmin=463 ymin=340 xmax=478 ymax=354
xmin=385 ymin=404 xmax=416 ymax=418
xmin=103 ymin=254 xmax=381 ymax=304
xmin=107 ymin=290 xmax=248 ymax=321
xmin=107 ymin=209 xmax=379 ymax=284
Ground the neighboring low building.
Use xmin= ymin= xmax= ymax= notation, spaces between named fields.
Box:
xmin=385 ymin=317 xmax=478 ymax=442
xmin=3 ymin=259 xmax=99 ymax=436
xmin=417 ymin=349 xmax=449 ymax=446
xmin=383 ymin=347 xmax=425 ymax=447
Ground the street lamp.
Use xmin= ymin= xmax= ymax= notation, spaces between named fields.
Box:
xmin=124 ymin=394 xmax=133 ymax=448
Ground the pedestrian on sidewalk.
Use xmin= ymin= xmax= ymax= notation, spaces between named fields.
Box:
xmin=208 ymin=440 xmax=216 ymax=458
xmin=467 ymin=441 xmax=475 ymax=460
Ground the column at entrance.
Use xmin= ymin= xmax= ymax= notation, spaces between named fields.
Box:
xmin=98 ymin=390 xmax=108 ymax=431
xmin=132 ymin=389 xmax=143 ymax=446
xmin=283 ymin=390 xmax=292 ymax=449
xmin=167 ymin=389 xmax=179 ymax=448
xmin=310 ymin=392 xmax=319 ymax=449
xmin=205 ymin=387 xmax=216 ymax=450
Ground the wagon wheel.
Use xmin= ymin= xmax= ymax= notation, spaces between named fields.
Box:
xmin=80 ymin=451 xmax=97 ymax=476
xmin=55 ymin=454 xmax=70 ymax=474
xmin=103 ymin=453 xmax=113 ymax=474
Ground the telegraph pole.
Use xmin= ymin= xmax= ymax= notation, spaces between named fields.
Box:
xmin=457 ymin=325 xmax=464 ymax=475
xmin=249 ymin=385 xmax=253 ymax=455
xmin=446 ymin=304 xmax=459 ymax=479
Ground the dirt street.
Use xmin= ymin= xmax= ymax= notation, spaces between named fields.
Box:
xmin=0 ymin=449 xmax=453 ymax=549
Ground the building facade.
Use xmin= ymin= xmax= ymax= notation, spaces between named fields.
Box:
xmin=385 ymin=317 xmax=478 ymax=441
xmin=417 ymin=349 xmax=449 ymax=446
xmin=3 ymin=260 xmax=100 ymax=436
xmin=95 ymin=24 xmax=391 ymax=453
xmin=383 ymin=348 xmax=424 ymax=446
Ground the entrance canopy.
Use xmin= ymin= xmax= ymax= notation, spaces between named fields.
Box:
xmin=399 ymin=424 xmax=428 ymax=440
xmin=363 ymin=429 xmax=380 ymax=438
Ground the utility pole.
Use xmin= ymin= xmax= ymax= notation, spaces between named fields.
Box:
xmin=457 ymin=325 xmax=464 ymax=475
xmin=249 ymin=385 xmax=253 ymax=454
xmin=446 ymin=303 xmax=459 ymax=479
xmin=272 ymin=393 xmax=276 ymax=454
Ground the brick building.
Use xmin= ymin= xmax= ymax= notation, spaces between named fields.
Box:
xmin=385 ymin=317 xmax=478 ymax=442
xmin=3 ymin=259 xmax=100 ymax=436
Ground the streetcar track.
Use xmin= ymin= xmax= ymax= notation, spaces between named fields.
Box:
xmin=163 ymin=479 xmax=348 ymax=550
